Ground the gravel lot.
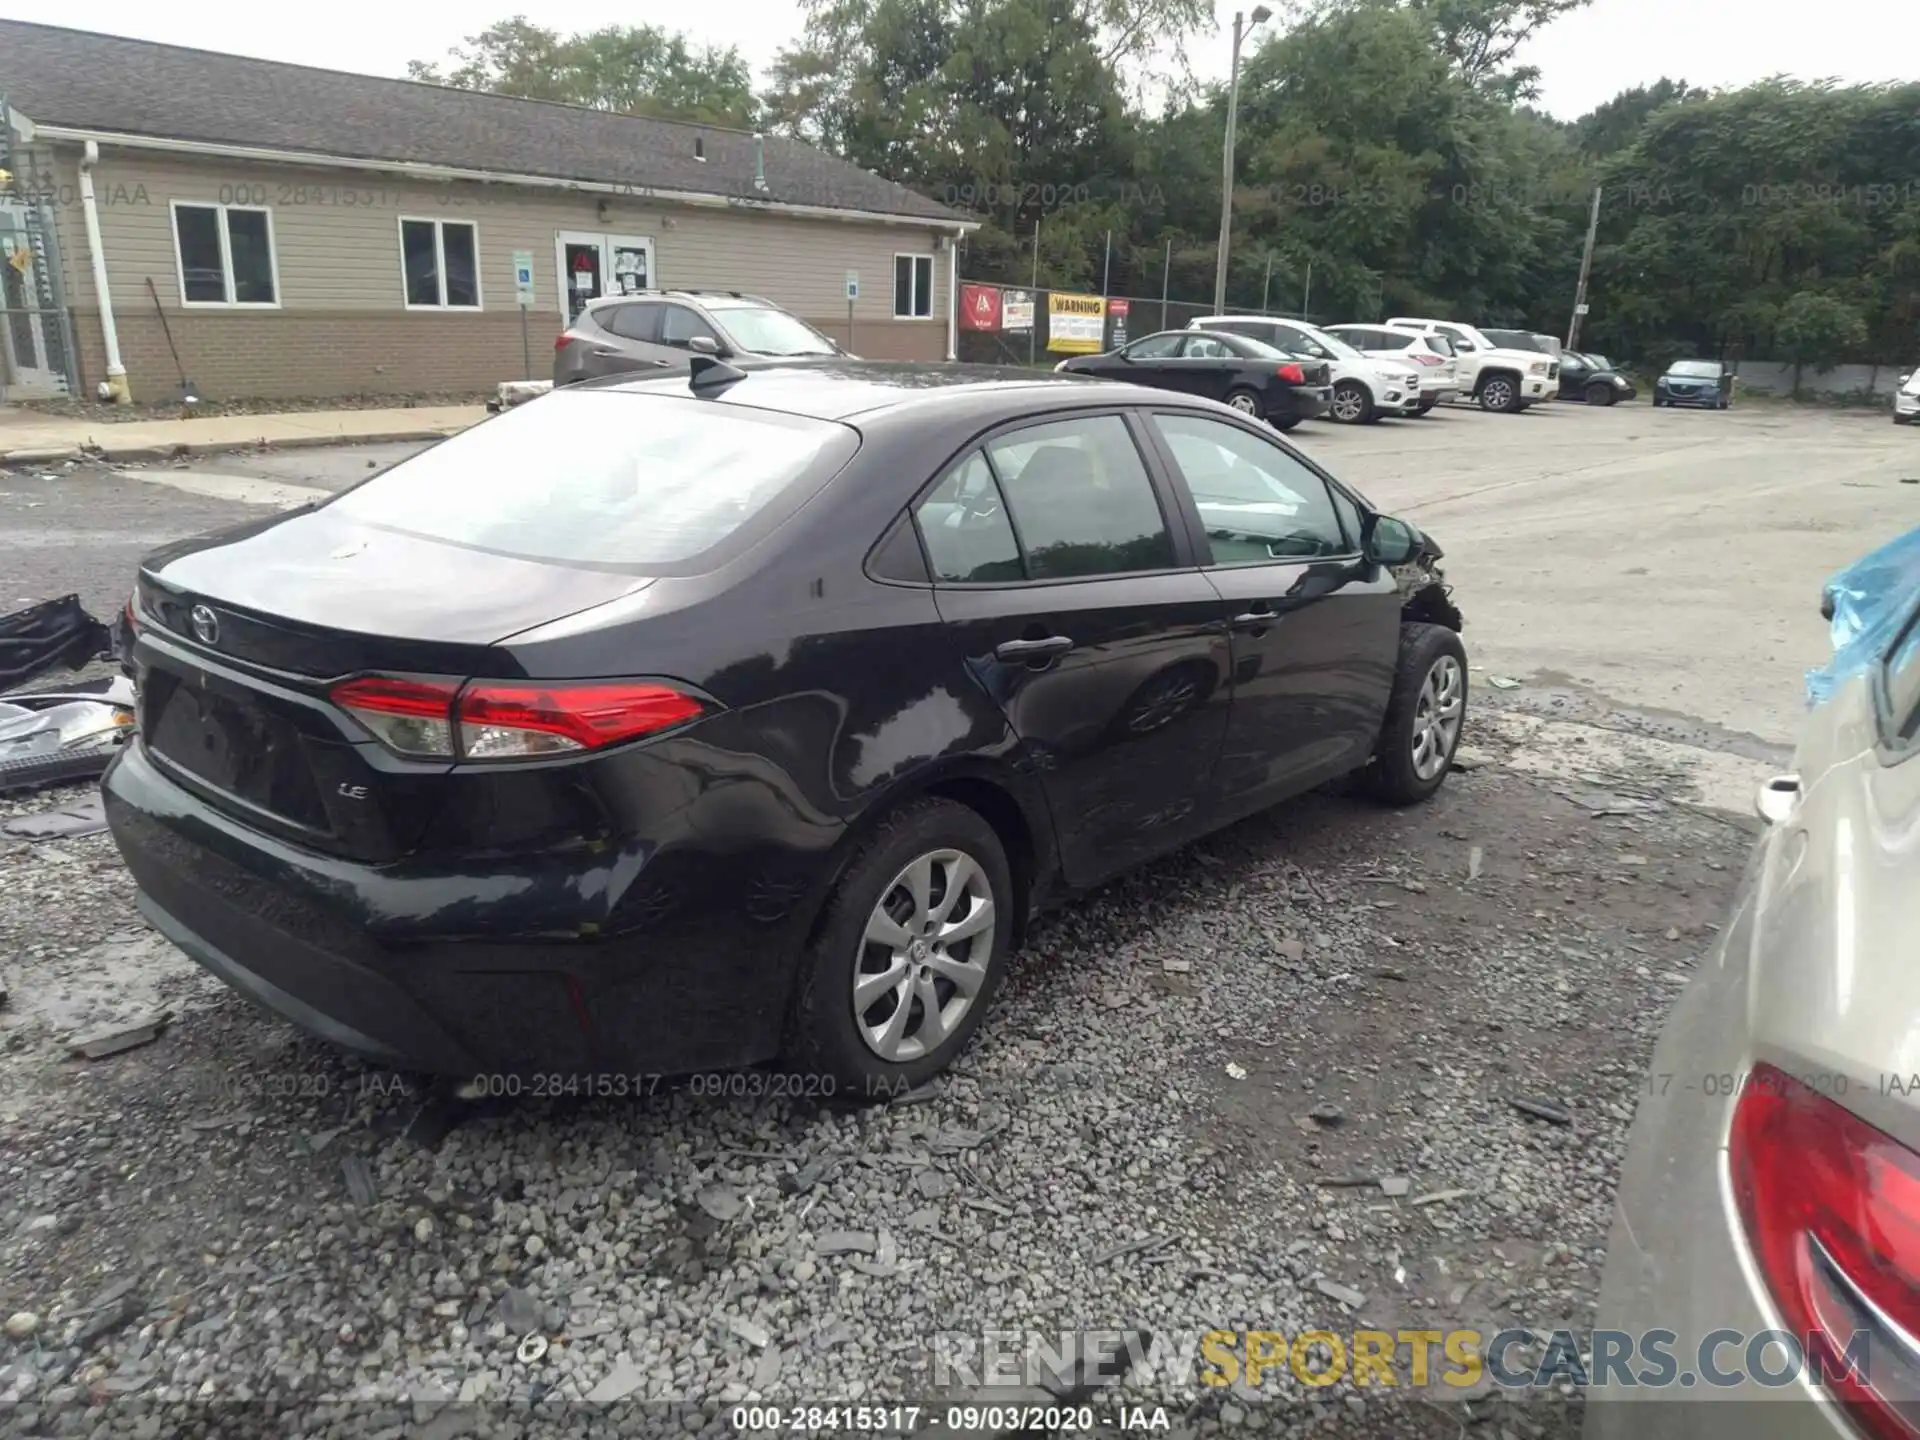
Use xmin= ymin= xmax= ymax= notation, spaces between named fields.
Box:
xmin=0 ymin=396 xmax=1866 ymax=1436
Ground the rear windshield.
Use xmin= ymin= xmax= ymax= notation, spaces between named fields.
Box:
xmin=1484 ymin=330 xmax=1546 ymax=352
xmin=327 ymin=390 xmax=858 ymax=569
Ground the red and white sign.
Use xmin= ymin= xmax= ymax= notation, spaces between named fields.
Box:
xmin=959 ymin=284 xmax=1002 ymax=332
xmin=1109 ymin=299 xmax=1131 ymax=318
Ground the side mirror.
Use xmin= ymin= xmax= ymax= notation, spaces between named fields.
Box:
xmin=687 ymin=335 xmax=722 ymax=356
xmin=1366 ymin=515 xmax=1420 ymax=566
xmin=1902 ymin=373 xmax=1912 ymax=385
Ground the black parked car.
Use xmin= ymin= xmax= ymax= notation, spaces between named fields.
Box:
xmin=1652 ymin=359 xmax=1733 ymax=408
xmin=1557 ymin=351 xmax=1636 ymax=405
xmin=106 ymin=360 xmax=1465 ymax=1092
xmin=1054 ymin=329 xmax=1332 ymax=430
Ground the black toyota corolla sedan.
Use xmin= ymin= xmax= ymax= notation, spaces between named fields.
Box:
xmin=106 ymin=359 xmax=1466 ymax=1093
xmin=1053 ymin=329 xmax=1333 ymax=430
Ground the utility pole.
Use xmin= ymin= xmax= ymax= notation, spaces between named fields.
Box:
xmin=1102 ymin=229 xmax=1112 ymax=300
xmin=1030 ymin=220 xmax=1040 ymax=366
xmin=1261 ymin=253 xmax=1273 ymax=313
xmin=1302 ymin=260 xmax=1312 ymax=322
xmin=1213 ymin=6 xmax=1272 ymax=315
xmin=1567 ymin=185 xmax=1601 ymax=350
xmin=1160 ymin=236 xmax=1172 ymax=332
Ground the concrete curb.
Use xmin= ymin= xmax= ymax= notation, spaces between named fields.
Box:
xmin=1 ymin=426 xmax=467 ymax=468
xmin=5 ymin=426 xmax=470 ymax=470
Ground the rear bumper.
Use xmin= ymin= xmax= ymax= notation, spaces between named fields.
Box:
xmin=1273 ymin=385 xmax=1332 ymax=421
xmin=104 ymin=741 xmax=804 ymax=1077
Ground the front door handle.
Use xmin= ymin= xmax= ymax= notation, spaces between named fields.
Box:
xmin=994 ymin=635 xmax=1074 ymax=662
xmin=1231 ymin=608 xmax=1275 ymax=629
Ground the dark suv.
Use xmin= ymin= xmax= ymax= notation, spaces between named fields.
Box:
xmin=555 ymin=290 xmax=844 ymax=384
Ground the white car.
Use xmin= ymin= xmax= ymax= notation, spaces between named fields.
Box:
xmin=1386 ymin=317 xmax=1553 ymax=412
xmin=1187 ymin=314 xmax=1421 ymax=424
xmin=1895 ymin=367 xmax=1920 ymax=425
xmin=1322 ymin=324 xmax=1461 ymax=414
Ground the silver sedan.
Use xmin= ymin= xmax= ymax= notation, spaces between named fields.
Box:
xmin=1586 ymin=584 xmax=1920 ymax=1438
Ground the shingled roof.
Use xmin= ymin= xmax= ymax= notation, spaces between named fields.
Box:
xmin=0 ymin=19 xmax=965 ymax=225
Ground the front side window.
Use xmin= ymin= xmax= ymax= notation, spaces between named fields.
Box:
xmin=984 ymin=415 xmax=1174 ymax=580
xmin=399 ymin=218 xmax=480 ymax=309
xmin=173 ymin=203 xmax=277 ymax=306
xmin=1124 ymin=334 xmax=1184 ymax=359
xmin=660 ymin=305 xmax=720 ymax=347
xmin=893 ymin=253 xmax=934 ymax=318
xmin=1152 ymin=412 xmax=1349 ymax=565
xmin=325 ymin=391 xmax=858 ymax=569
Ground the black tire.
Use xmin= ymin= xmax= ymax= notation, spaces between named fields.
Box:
xmin=1224 ymin=387 xmax=1264 ymax=418
xmin=1586 ymin=383 xmax=1617 ymax=407
xmin=1358 ymin=623 xmax=1468 ymax=807
xmin=786 ymin=796 xmax=1015 ymax=1095
xmin=1717 ymin=396 xmax=1729 ymax=410
xmin=1896 ymin=414 xmax=1912 ymax=426
xmin=1329 ymin=380 xmax=1375 ymax=425
xmin=1651 ymin=396 xmax=1664 ymax=407
xmin=1272 ymin=418 xmax=1301 ymax=432
xmin=1477 ymin=373 xmax=1521 ymax=413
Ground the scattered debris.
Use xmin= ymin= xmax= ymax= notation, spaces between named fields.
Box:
xmin=67 ymin=1011 xmax=170 ymax=1059
xmin=728 ymin=1316 xmax=772 ymax=1350
xmin=1314 ymin=1278 xmax=1366 ymax=1309
xmin=73 ymin=1292 xmax=143 ymax=1349
xmin=1468 ymin=845 xmax=1484 ymax=881
xmin=1316 ymin=1175 xmax=1378 ymax=1189
xmin=815 ymin=1231 xmax=877 ymax=1256
xmin=584 ymin=1356 xmax=645 ymax=1401
xmin=1451 ymin=746 xmax=1493 ymax=771
xmin=515 ymin=1333 xmax=549 ymax=1365
xmin=1273 ymin=936 xmax=1306 ymax=965
xmin=1510 ymin=1097 xmax=1573 ymax=1126
xmin=1487 ymin=675 xmax=1522 ymax=690
xmin=1306 ymin=1101 xmax=1345 ymax=1127
xmin=1374 ymin=967 xmax=1408 ymax=981
xmin=1379 ymin=1176 xmax=1412 ymax=1198
xmin=1224 ymin=1062 xmax=1248 ymax=1080
xmin=497 ymin=1289 xmax=543 ymax=1333
xmin=1412 ymin=1188 xmax=1474 ymax=1208
xmin=1161 ymin=957 xmax=1192 ymax=974
xmin=1092 ymin=1233 xmax=1171 ymax=1266
xmin=696 ymin=1186 xmax=744 ymax=1223
xmin=780 ymin=1156 xmax=845 ymax=1195
xmin=4 ymin=1311 xmax=39 ymax=1340
xmin=341 ymin=1155 xmax=379 ymax=1207
xmin=1 ymin=791 xmax=108 ymax=839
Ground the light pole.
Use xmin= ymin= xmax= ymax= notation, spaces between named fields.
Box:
xmin=1213 ymin=5 xmax=1272 ymax=316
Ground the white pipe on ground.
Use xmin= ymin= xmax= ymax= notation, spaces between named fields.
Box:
xmin=78 ymin=140 xmax=128 ymax=402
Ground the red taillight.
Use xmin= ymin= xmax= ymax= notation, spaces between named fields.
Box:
xmin=457 ymin=682 xmax=705 ymax=758
xmin=554 ymin=334 xmax=575 ymax=351
xmin=1731 ymin=1064 xmax=1920 ymax=1437
xmin=329 ymin=676 xmax=706 ymax=761
xmin=1410 ymin=353 xmax=1445 ymax=366
xmin=1276 ymin=362 xmax=1306 ymax=384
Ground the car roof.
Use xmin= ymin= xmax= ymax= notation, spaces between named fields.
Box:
xmin=572 ymin=358 xmax=1184 ymax=423
xmin=585 ymin=289 xmax=776 ymax=310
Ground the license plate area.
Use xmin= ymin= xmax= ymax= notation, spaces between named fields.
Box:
xmin=145 ymin=668 xmax=332 ymax=832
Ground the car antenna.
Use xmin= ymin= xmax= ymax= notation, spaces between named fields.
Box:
xmin=689 ymin=355 xmax=748 ymax=393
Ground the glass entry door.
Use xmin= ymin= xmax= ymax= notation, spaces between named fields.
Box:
xmin=555 ymin=232 xmax=655 ymax=325
xmin=0 ymin=200 xmax=63 ymax=397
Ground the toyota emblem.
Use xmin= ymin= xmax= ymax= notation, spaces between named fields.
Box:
xmin=189 ymin=604 xmax=219 ymax=646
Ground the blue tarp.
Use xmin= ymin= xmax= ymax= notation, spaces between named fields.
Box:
xmin=1806 ymin=524 xmax=1920 ymax=708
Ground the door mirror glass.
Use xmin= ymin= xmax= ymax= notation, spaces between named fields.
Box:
xmin=687 ymin=334 xmax=722 ymax=356
xmin=1367 ymin=515 xmax=1420 ymax=566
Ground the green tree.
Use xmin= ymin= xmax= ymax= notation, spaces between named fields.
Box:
xmin=408 ymin=16 xmax=761 ymax=128
xmin=1776 ymin=290 xmax=1869 ymax=392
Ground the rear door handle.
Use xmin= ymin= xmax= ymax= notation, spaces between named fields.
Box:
xmin=994 ymin=635 xmax=1074 ymax=662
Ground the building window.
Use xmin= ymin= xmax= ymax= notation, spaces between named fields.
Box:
xmin=399 ymin=218 xmax=481 ymax=309
xmin=171 ymin=202 xmax=278 ymax=307
xmin=893 ymin=253 xmax=933 ymax=319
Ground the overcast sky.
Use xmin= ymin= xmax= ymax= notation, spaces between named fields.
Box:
xmin=7 ymin=0 xmax=1915 ymax=121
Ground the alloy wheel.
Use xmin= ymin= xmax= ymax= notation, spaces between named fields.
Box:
xmin=1410 ymin=654 xmax=1464 ymax=780
xmin=1227 ymin=392 xmax=1261 ymax=415
xmin=853 ymin=849 xmax=996 ymax=1062
xmin=1330 ymin=383 xmax=1367 ymax=422
xmin=1481 ymin=378 xmax=1514 ymax=411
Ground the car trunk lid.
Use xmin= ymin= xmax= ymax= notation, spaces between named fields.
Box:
xmin=133 ymin=508 xmax=653 ymax=862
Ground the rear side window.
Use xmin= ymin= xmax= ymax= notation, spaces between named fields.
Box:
xmin=603 ymin=303 xmax=661 ymax=341
xmin=986 ymin=416 xmax=1175 ymax=580
xmin=1151 ymin=412 xmax=1348 ymax=564
xmin=915 ymin=452 xmax=1023 ymax=584
xmin=1184 ymin=335 xmax=1234 ymax=359
xmin=1212 ymin=321 xmax=1276 ymax=345
xmin=327 ymin=391 xmax=858 ymax=569
xmin=1125 ymin=334 xmax=1184 ymax=359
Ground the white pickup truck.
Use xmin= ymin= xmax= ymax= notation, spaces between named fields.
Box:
xmin=1387 ymin=317 xmax=1554 ymax=413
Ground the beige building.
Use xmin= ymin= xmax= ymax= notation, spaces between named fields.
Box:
xmin=0 ymin=20 xmax=973 ymax=403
